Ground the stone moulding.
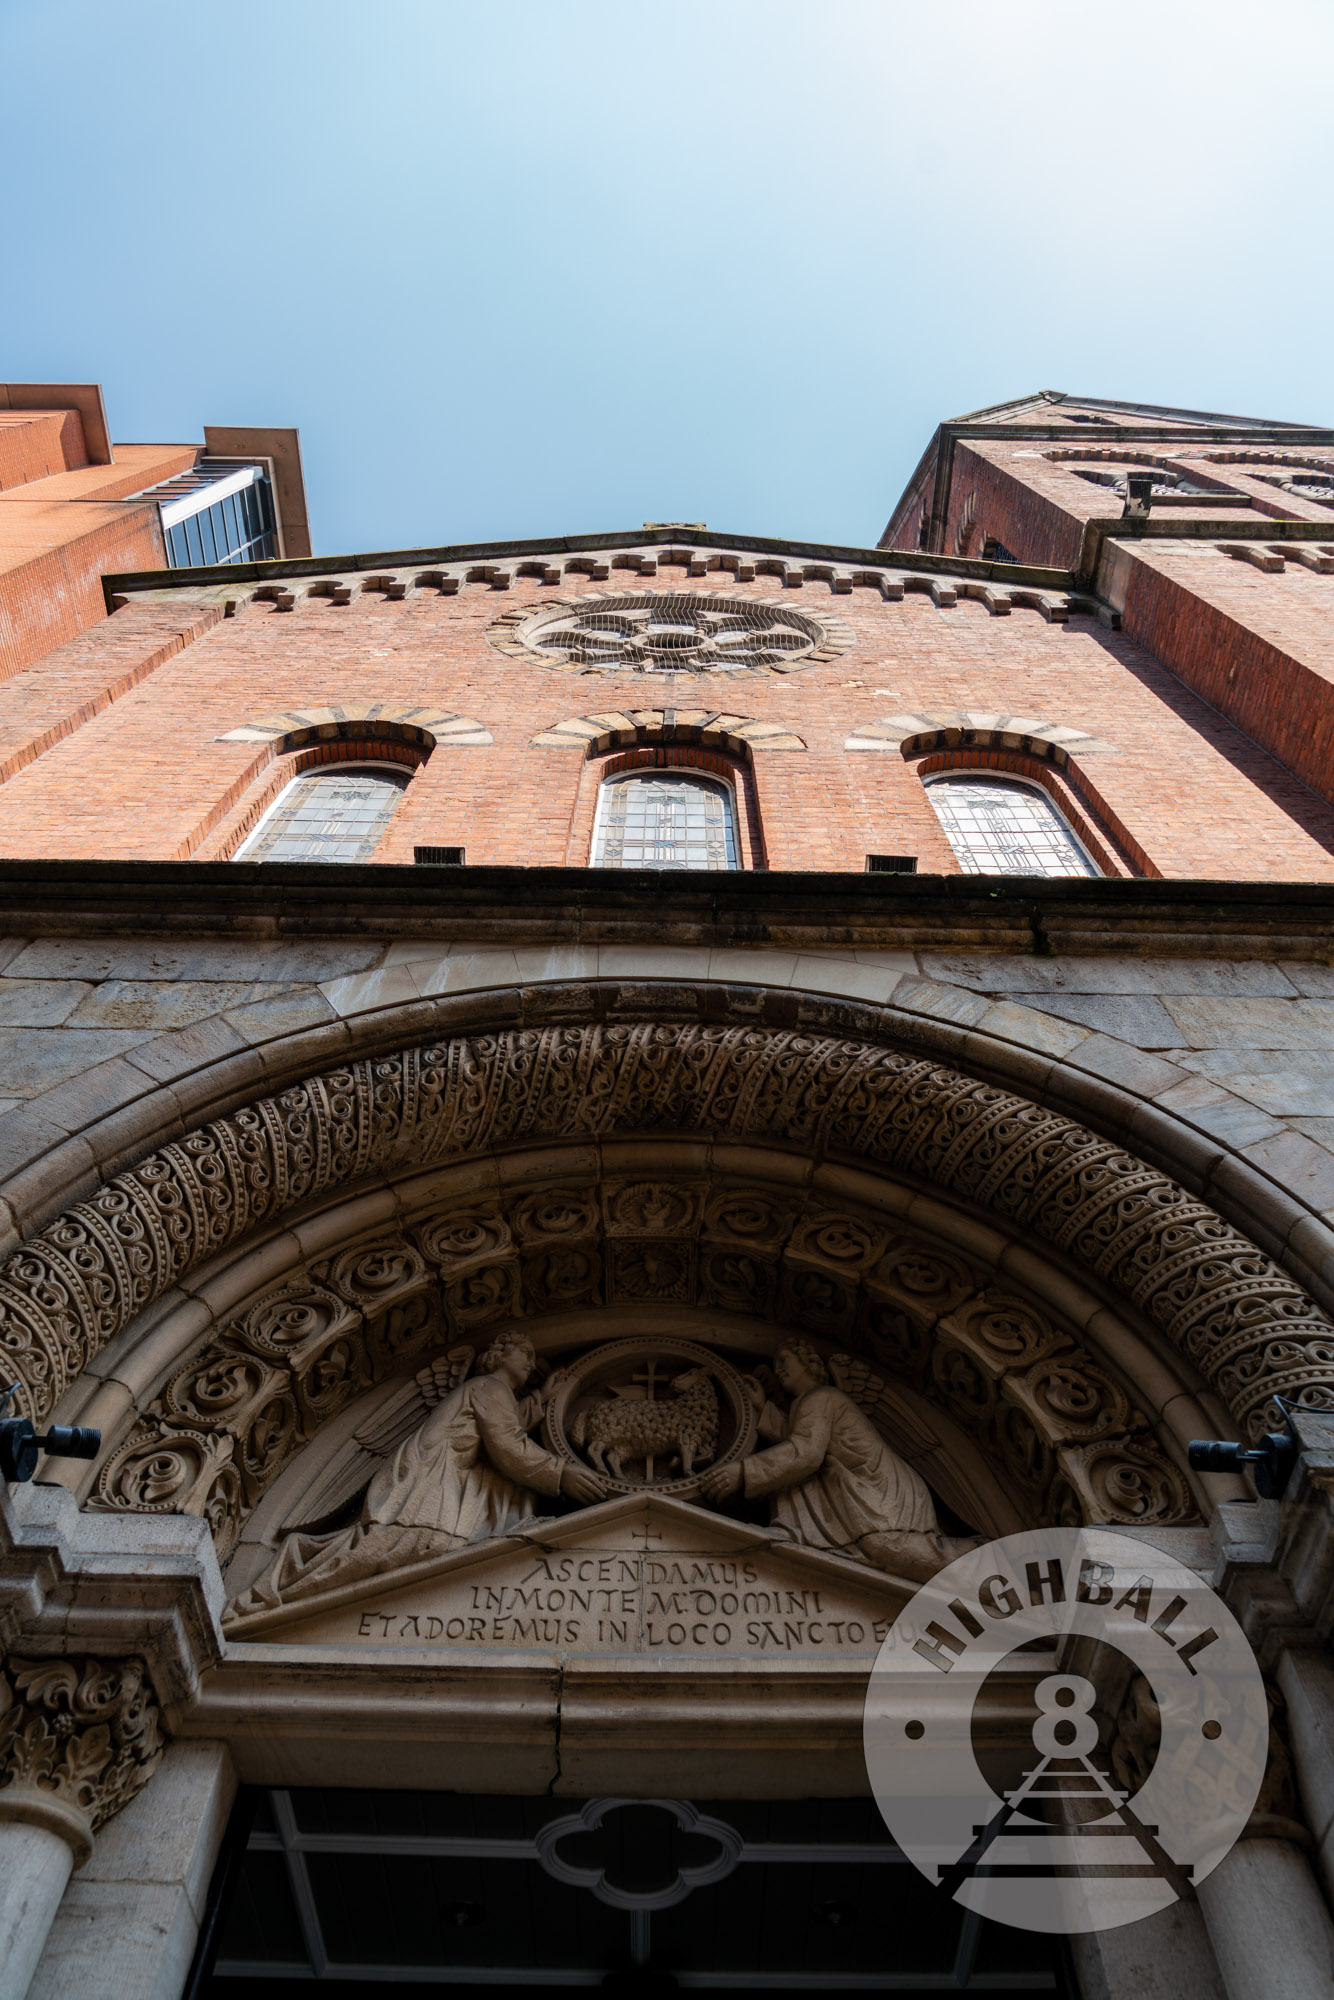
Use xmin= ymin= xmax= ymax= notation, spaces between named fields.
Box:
xmin=0 ymin=1024 xmax=1330 ymax=1442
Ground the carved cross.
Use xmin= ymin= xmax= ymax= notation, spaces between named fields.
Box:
xmin=631 ymin=1520 xmax=663 ymax=1550
xmin=631 ymin=1363 xmax=669 ymax=1483
xmin=632 ymin=1361 xmax=667 ymax=1403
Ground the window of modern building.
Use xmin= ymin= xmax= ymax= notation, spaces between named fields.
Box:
xmin=134 ymin=459 xmax=278 ymax=566
xmin=924 ymin=776 xmax=1097 ymax=877
xmin=592 ymin=771 xmax=739 ymax=870
xmin=235 ymin=764 xmax=411 ymax=863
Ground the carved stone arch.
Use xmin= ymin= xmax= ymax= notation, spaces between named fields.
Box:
xmin=6 ymin=1022 xmax=1332 ymax=1474
xmin=79 ymin=1144 xmax=1207 ymax=1581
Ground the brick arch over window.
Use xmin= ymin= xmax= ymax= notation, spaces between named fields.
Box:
xmin=217 ymin=706 xmax=492 ymax=751
xmin=843 ymin=710 xmax=1116 ymax=766
xmin=5 ymin=1023 xmax=1331 ymax=1453
xmin=531 ymin=710 xmax=807 ymax=755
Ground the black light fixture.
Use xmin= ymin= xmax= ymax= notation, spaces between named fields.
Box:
xmin=1188 ymin=1405 xmax=1297 ymax=1500
xmin=0 ymin=1382 xmax=101 ymax=1485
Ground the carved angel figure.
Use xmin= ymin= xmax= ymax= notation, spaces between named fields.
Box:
xmin=699 ymin=1338 xmax=978 ymax=1582
xmin=230 ymin=1331 xmax=604 ymax=1618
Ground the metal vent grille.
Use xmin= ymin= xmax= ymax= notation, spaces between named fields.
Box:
xmin=414 ymin=845 xmax=466 ymax=866
xmin=865 ymin=854 xmax=917 ymax=874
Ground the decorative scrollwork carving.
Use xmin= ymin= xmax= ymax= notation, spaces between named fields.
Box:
xmin=89 ymin=1176 xmax=1210 ymax=1549
xmin=0 ymin=1654 xmax=163 ymax=1844
xmin=1 ymin=1024 xmax=1325 ymax=1455
xmin=1057 ymin=1438 xmax=1196 ymax=1526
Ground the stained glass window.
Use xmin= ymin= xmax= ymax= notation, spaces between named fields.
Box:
xmin=593 ymin=773 xmax=739 ymax=870
xmin=237 ymin=766 xmax=410 ymax=863
xmin=925 ymin=777 xmax=1096 ymax=877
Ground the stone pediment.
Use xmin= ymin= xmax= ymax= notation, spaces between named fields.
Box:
xmin=227 ymin=1492 xmax=912 ymax=1658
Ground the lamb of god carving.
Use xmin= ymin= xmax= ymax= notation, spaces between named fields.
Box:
xmin=233 ymin=1330 xmax=974 ymax=1619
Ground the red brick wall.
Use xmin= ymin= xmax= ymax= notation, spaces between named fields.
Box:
xmin=0 ymin=507 xmax=166 ymax=681
xmin=941 ymin=444 xmax=1092 ymax=569
xmin=1106 ymin=540 xmax=1334 ymax=804
xmin=0 ymin=563 xmax=1330 ymax=881
xmin=0 ymin=410 xmax=88 ymax=491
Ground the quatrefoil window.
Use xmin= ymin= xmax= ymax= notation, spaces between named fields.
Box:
xmin=535 ymin=1798 xmax=743 ymax=1908
xmin=490 ymin=591 xmax=851 ymax=677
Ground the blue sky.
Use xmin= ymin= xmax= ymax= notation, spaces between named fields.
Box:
xmin=4 ymin=0 xmax=1332 ymax=557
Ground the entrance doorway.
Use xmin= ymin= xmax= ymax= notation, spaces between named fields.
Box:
xmin=191 ymin=1790 xmax=1072 ymax=1994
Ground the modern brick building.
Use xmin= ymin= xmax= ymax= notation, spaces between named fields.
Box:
xmin=0 ymin=392 xmax=1333 ymax=1999
xmin=0 ymin=382 xmax=310 ymax=684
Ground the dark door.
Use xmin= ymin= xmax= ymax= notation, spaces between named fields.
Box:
xmin=190 ymin=1789 xmax=1072 ymax=1996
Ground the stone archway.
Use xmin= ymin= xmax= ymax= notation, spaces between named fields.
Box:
xmin=6 ymin=1022 xmax=1332 ymax=1457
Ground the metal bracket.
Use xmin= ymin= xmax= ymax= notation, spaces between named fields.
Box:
xmin=1188 ymin=1400 xmax=1299 ymax=1500
xmin=0 ymin=1382 xmax=101 ymax=1484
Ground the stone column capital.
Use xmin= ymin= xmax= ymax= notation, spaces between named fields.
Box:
xmin=0 ymin=1653 xmax=164 ymax=1864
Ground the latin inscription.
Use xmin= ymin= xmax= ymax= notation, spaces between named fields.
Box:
xmin=330 ymin=1550 xmax=893 ymax=1655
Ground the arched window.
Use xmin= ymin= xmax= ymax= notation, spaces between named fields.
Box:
xmin=236 ymin=764 xmax=411 ymax=863
xmin=592 ymin=771 xmax=739 ymax=870
xmin=924 ymin=776 xmax=1097 ymax=877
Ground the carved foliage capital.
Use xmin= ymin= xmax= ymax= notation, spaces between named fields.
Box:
xmin=0 ymin=1653 xmax=164 ymax=1841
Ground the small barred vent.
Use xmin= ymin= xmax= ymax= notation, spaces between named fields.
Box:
xmin=865 ymin=854 xmax=917 ymax=874
xmin=414 ymin=845 xmax=466 ymax=866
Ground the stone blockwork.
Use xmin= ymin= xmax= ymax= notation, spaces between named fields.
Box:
xmin=0 ymin=889 xmax=1332 ymax=1295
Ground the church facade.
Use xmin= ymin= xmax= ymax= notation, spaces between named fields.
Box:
xmin=2 ymin=392 xmax=1334 ymax=1996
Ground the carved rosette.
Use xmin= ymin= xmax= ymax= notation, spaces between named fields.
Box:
xmin=94 ymin=1243 xmax=443 ymax=1561
xmin=0 ymin=1024 xmax=1326 ymax=1451
xmin=0 ymin=1654 xmax=164 ymax=1858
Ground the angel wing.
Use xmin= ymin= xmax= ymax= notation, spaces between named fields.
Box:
xmin=279 ymin=1345 xmax=474 ymax=1534
xmin=828 ymin=1353 xmax=942 ymax=1463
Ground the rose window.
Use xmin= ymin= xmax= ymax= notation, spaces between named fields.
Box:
xmin=489 ymin=590 xmax=849 ymax=676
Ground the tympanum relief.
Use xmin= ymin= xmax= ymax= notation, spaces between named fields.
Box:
xmin=89 ymin=1173 xmax=1202 ymax=1607
xmin=230 ymin=1327 xmax=976 ymax=1627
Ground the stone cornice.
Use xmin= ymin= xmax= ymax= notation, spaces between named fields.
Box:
xmin=100 ymin=525 xmax=1077 ymax=605
xmin=0 ymin=1480 xmax=224 ymax=1707
xmin=0 ymin=860 xmax=1326 ymax=957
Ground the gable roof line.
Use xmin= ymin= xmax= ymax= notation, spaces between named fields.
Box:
xmin=101 ymin=525 xmax=1079 ymax=609
xmin=946 ymin=387 xmax=1313 ymax=429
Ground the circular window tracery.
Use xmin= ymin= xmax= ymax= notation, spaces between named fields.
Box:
xmin=488 ymin=590 xmax=853 ymax=677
